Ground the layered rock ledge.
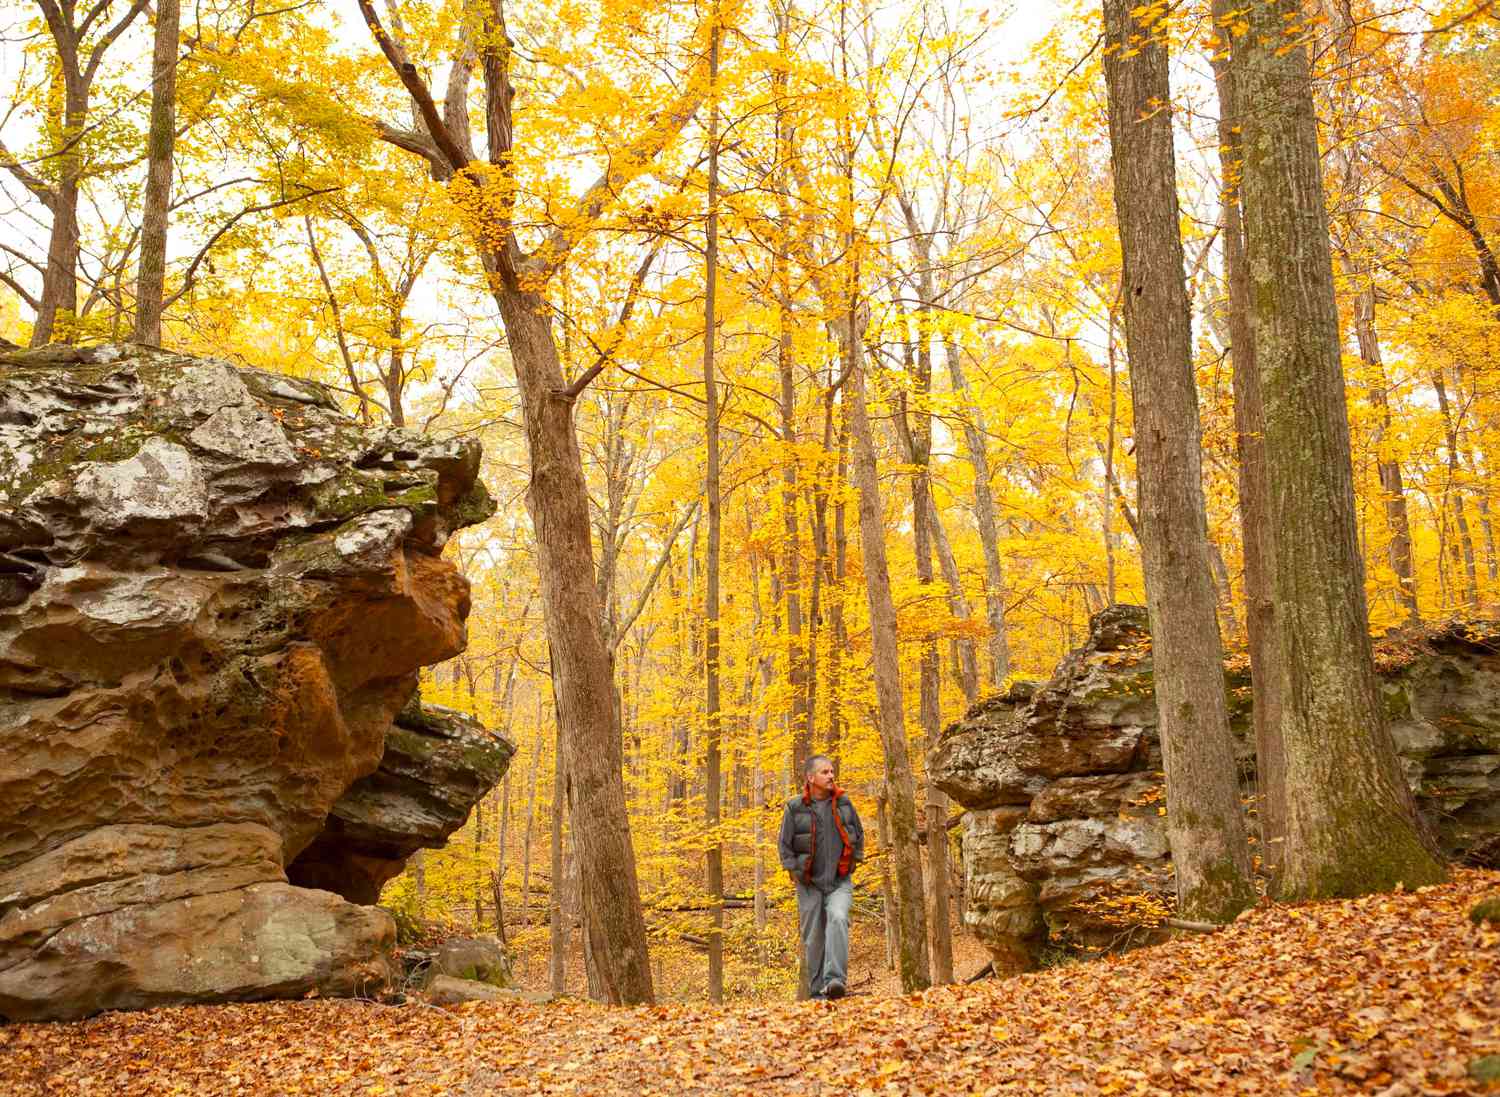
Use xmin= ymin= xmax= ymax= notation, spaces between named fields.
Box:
xmin=932 ymin=605 xmax=1500 ymax=974
xmin=0 ymin=344 xmax=506 ymax=1021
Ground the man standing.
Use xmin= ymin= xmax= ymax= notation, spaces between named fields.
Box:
xmin=778 ymin=755 xmax=864 ymax=999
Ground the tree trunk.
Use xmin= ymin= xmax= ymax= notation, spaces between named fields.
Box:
xmin=876 ymin=789 xmax=897 ymax=971
xmin=1102 ymin=0 xmax=1254 ymax=921
xmin=1232 ymin=0 xmax=1446 ymax=898
xmin=899 ymin=304 xmax=953 ymax=983
xmin=521 ymin=704 xmax=543 ymax=929
xmin=1355 ymin=290 xmax=1420 ymax=619
xmin=492 ymin=284 xmax=654 ymax=1003
xmin=943 ymin=340 xmax=1011 ymax=688
xmin=845 ymin=329 xmax=930 ymax=991
xmin=548 ymin=691 xmax=567 ymax=994
xmin=1433 ymin=369 xmax=1479 ymax=611
xmin=1209 ymin=12 xmax=1288 ymax=880
xmin=33 ymin=85 xmax=86 ymax=346
xmin=749 ymin=532 xmax=773 ymax=938
xmin=701 ymin=20 xmax=725 ymax=1003
xmin=773 ymin=9 xmax=812 ymax=774
xmin=133 ymin=0 xmax=180 ymax=346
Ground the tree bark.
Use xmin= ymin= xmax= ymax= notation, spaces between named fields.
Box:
xmin=1102 ymin=0 xmax=1254 ymax=921
xmin=493 ymin=287 xmax=653 ymax=1003
xmin=943 ymin=340 xmax=1011 ymax=688
xmin=1432 ymin=369 xmax=1479 ymax=611
xmin=1209 ymin=11 xmax=1288 ymax=880
xmin=549 ymin=685 xmax=567 ymax=994
xmin=701 ymin=18 xmax=725 ymax=1003
xmin=1232 ymin=0 xmax=1446 ymax=898
xmin=521 ymin=703 xmax=543 ymax=929
xmin=133 ymin=0 xmax=179 ymax=345
xmin=845 ymin=331 xmax=930 ymax=991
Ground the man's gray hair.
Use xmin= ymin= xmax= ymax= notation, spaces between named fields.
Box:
xmin=804 ymin=753 xmax=834 ymax=776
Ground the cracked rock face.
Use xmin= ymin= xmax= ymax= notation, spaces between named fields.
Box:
xmin=0 ymin=344 xmax=498 ymax=1021
xmin=933 ymin=605 xmax=1500 ymax=974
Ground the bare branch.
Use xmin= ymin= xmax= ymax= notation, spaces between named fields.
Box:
xmin=355 ymin=0 xmax=470 ymax=174
xmin=162 ymin=186 xmax=339 ymax=309
xmin=0 ymin=136 xmax=56 ymax=210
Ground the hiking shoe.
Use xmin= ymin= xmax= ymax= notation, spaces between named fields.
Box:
xmin=825 ymin=980 xmax=846 ymax=1000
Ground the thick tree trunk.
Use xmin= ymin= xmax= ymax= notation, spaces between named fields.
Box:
xmin=490 ymin=285 xmax=654 ymax=1003
xmin=1210 ymin=18 xmax=1288 ymax=880
xmin=702 ymin=23 xmax=725 ymax=1002
xmin=845 ymin=331 xmax=930 ymax=991
xmin=1102 ymin=0 xmax=1254 ymax=921
xmin=1232 ymin=0 xmax=1446 ymax=898
xmin=133 ymin=0 xmax=179 ymax=346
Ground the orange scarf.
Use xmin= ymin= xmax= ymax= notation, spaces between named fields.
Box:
xmin=801 ymin=781 xmax=854 ymax=881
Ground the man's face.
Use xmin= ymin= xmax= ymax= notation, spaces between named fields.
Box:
xmin=809 ymin=759 xmax=835 ymax=795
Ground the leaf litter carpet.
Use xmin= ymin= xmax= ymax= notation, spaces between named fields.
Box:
xmin=3 ymin=870 xmax=1497 ymax=1096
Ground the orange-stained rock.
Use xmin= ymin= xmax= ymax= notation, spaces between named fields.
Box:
xmin=0 ymin=344 xmax=500 ymax=1021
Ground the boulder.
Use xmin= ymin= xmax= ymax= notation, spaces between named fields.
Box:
xmin=289 ymin=700 xmax=516 ymax=904
xmin=933 ymin=605 xmax=1500 ymax=973
xmin=432 ymin=935 xmax=512 ymax=987
xmin=423 ymin=975 xmax=548 ymax=1007
xmin=0 ymin=344 xmax=501 ymax=1021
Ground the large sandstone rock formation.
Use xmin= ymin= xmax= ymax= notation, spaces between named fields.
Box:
xmin=933 ymin=605 xmax=1500 ymax=974
xmin=0 ymin=344 xmax=505 ymax=1021
xmin=289 ymin=698 xmax=515 ymax=904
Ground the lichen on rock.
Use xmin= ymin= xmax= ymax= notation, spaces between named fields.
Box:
xmin=0 ymin=344 xmax=508 ymax=1022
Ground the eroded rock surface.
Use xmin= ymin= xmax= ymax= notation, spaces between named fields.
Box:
xmin=290 ymin=699 xmax=516 ymax=904
xmin=933 ymin=605 xmax=1500 ymax=974
xmin=0 ymin=344 xmax=498 ymax=1021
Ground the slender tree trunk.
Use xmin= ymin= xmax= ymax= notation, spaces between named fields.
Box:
xmin=898 ymin=300 xmax=953 ymax=983
xmin=1103 ymin=316 xmax=1120 ymax=606
xmin=1232 ymin=0 xmax=1446 ymax=898
xmin=33 ymin=81 xmax=86 ymax=346
xmin=1433 ymin=369 xmax=1479 ymax=611
xmin=827 ymin=415 xmax=850 ymax=756
xmin=1102 ymin=0 xmax=1254 ymax=920
xmin=924 ymin=494 xmax=979 ymax=705
xmin=491 ymin=284 xmax=654 ymax=1003
xmin=1210 ymin=14 xmax=1288 ymax=880
xmin=521 ymin=706 xmax=543 ymax=929
xmin=749 ymin=533 xmax=772 ymax=937
xmin=412 ymin=849 xmax=426 ymax=920
xmin=876 ymin=789 xmax=897 ymax=971
xmin=548 ymin=696 xmax=567 ymax=994
xmin=701 ymin=20 xmax=725 ymax=1003
xmin=845 ymin=331 xmax=930 ymax=991
xmin=773 ymin=8 xmax=811 ymax=774
xmin=133 ymin=0 xmax=180 ymax=345
xmin=944 ymin=340 xmax=1011 ymax=688
xmin=1355 ymin=290 xmax=1420 ymax=619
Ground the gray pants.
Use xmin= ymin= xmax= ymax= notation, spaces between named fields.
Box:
xmin=796 ymin=878 xmax=853 ymax=996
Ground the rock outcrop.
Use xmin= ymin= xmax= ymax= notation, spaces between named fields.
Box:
xmin=0 ymin=344 xmax=502 ymax=1021
xmin=932 ymin=605 xmax=1500 ymax=973
xmin=289 ymin=699 xmax=515 ymax=904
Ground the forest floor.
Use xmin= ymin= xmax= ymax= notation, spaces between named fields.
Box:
xmin=4 ymin=870 xmax=1498 ymax=1097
